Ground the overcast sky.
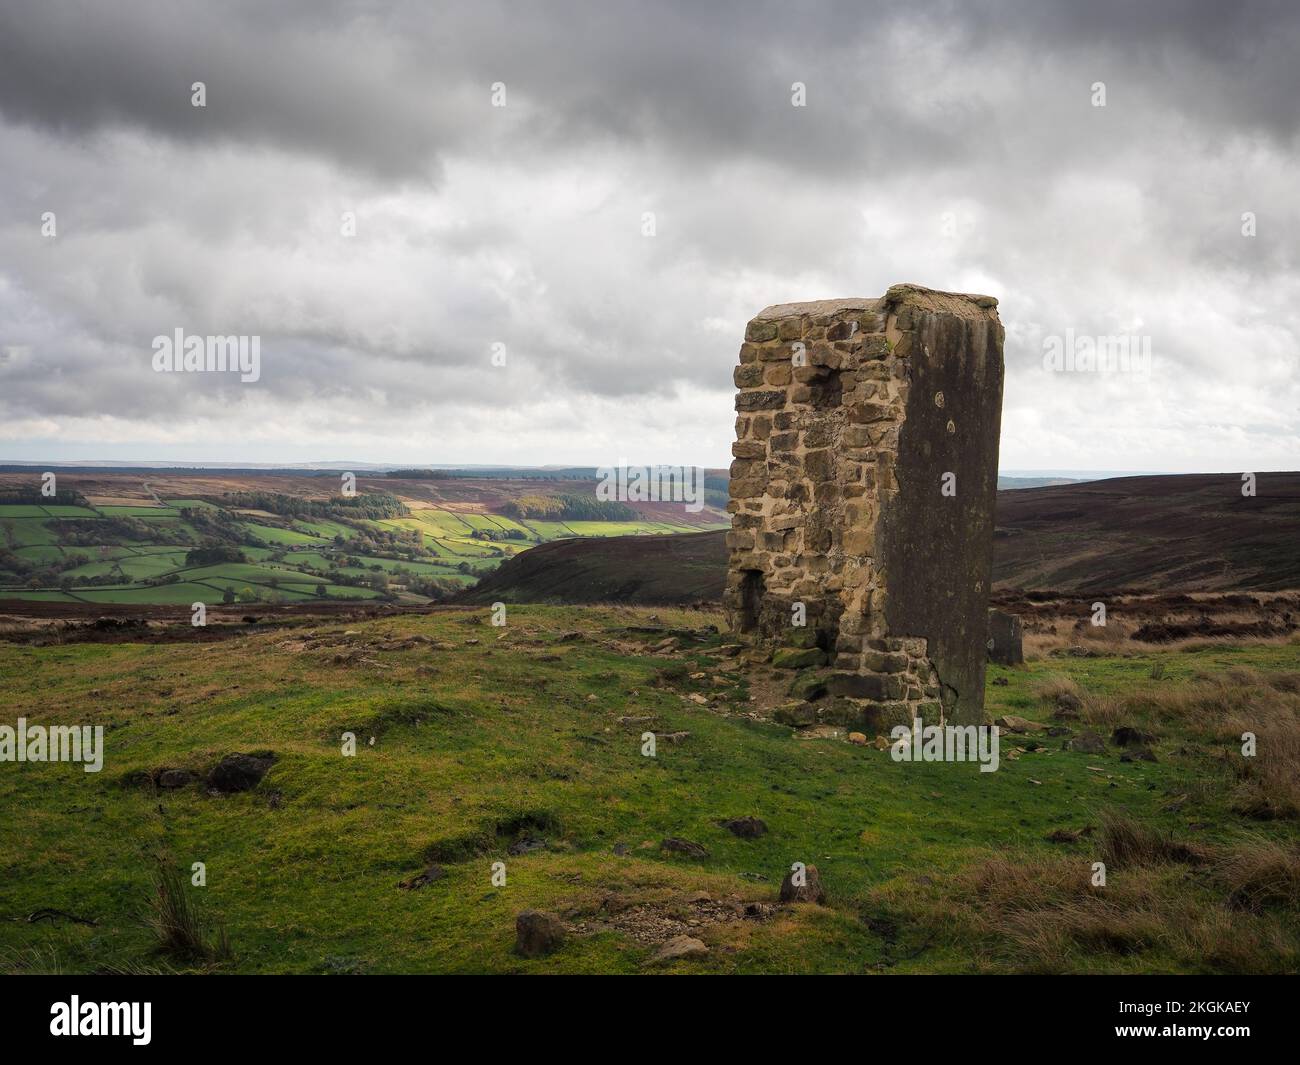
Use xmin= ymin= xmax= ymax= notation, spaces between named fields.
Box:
xmin=1 ymin=0 xmax=1297 ymax=472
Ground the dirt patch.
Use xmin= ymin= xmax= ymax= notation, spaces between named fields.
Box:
xmin=570 ymin=891 xmax=771 ymax=945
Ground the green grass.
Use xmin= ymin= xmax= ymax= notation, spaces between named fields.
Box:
xmin=54 ymin=559 xmax=126 ymax=580
xmin=2 ymin=518 xmax=57 ymax=546
xmin=72 ymin=583 xmax=256 ymax=605
xmin=12 ymin=545 xmax=66 ymax=563
xmin=239 ymin=523 xmax=324 ymax=547
xmin=116 ymin=554 xmax=190 ymax=579
xmin=291 ymin=519 xmax=356 ymax=540
xmin=97 ymin=505 xmax=178 ymax=517
xmin=1 ymin=608 xmax=1296 ymax=975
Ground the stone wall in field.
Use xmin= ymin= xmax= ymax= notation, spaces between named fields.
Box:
xmin=723 ymin=284 xmax=1005 ymax=727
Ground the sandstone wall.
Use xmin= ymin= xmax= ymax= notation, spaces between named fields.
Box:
xmin=723 ymin=284 xmax=1004 ymax=727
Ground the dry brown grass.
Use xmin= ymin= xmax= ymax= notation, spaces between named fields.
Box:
xmin=1030 ymin=673 xmax=1082 ymax=704
xmin=871 ymin=815 xmax=1300 ymax=973
xmin=1231 ymin=718 xmax=1300 ymax=820
xmin=1029 ymin=672 xmax=1132 ymax=728
xmin=1020 ymin=615 xmax=1299 ymax=660
xmin=1045 ymin=667 xmax=1300 ymax=822
xmin=1213 ymin=837 xmax=1300 ymax=912
xmin=1078 ymin=693 xmax=1128 ymax=729
xmin=1023 ymin=621 xmax=1133 ymax=660
xmin=1097 ymin=808 xmax=1210 ymax=868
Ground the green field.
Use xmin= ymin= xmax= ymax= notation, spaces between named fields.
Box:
xmin=0 ymin=607 xmax=1296 ymax=974
xmin=0 ymin=497 xmax=726 ymax=604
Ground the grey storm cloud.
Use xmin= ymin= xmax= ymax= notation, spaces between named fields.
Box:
xmin=0 ymin=0 xmax=1297 ymax=469
xmin=2 ymin=1 xmax=1298 ymax=176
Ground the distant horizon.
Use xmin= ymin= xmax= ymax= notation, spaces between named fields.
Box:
xmin=1 ymin=459 xmax=1291 ymax=480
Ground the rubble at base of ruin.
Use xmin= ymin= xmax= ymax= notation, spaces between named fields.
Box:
xmin=724 ymin=284 xmax=1005 ymax=729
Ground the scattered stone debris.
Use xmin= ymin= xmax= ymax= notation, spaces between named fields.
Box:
xmin=1112 ymin=725 xmax=1157 ymax=747
xmin=1120 ymin=745 xmax=1158 ymax=763
xmin=508 ymin=836 xmax=548 ymax=856
xmin=646 ymin=935 xmax=709 ymax=965
xmin=994 ymin=715 xmax=1043 ymax=733
xmin=779 ymin=863 xmax=826 ymax=905
xmin=771 ymin=647 xmax=827 ymax=670
xmin=207 ymin=752 xmax=275 ymax=793
xmin=787 ymin=672 xmax=829 ymax=701
xmin=156 ymin=768 xmax=196 ymax=789
xmin=1064 ymin=731 xmax=1106 ymax=754
xmin=515 ymin=910 xmax=565 ymax=958
xmin=719 ymin=816 xmax=768 ymax=839
xmin=795 ymin=724 xmax=848 ymax=741
xmin=773 ymin=702 xmax=817 ymax=727
xmin=398 ymin=864 xmax=446 ymax=890
xmin=660 ymin=837 xmax=709 ymax=858
xmin=572 ymin=890 xmax=767 ymax=951
xmin=656 ymin=731 xmax=690 ymax=744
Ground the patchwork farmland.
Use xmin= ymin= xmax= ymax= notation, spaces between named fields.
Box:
xmin=0 ymin=471 xmax=727 ymax=606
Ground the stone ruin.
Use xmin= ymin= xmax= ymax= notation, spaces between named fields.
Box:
xmin=723 ymin=284 xmax=1004 ymax=728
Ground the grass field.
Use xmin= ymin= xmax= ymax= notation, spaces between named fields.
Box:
xmin=0 ymin=496 xmax=725 ymax=605
xmin=1 ymin=607 xmax=1296 ymax=974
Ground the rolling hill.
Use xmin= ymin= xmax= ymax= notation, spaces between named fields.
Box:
xmin=462 ymin=472 xmax=1300 ymax=604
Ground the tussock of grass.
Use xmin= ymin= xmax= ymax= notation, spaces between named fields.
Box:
xmin=1079 ymin=693 xmax=1127 ymax=728
xmin=870 ymin=814 xmax=1300 ymax=974
xmin=1030 ymin=673 xmax=1081 ymax=703
xmin=145 ymin=859 xmax=231 ymax=963
xmin=1213 ymin=838 xmax=1300 ymax=912
xmin=1230 ymin=722 xmax=1300 ymax=820
xmin=1098 ymin=809 xmax=1210 ymax=868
